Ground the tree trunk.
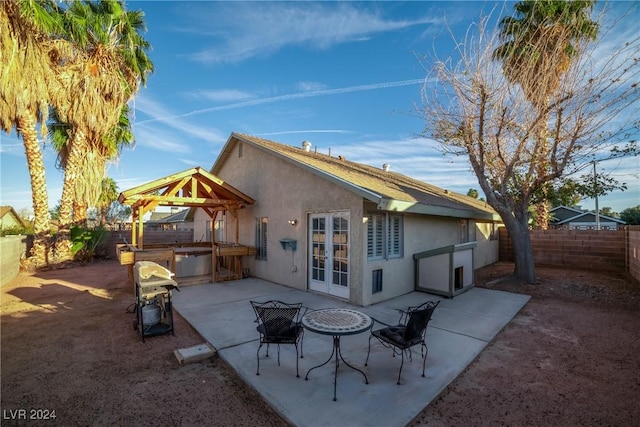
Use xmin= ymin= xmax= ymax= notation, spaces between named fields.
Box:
xmin=533 ymin=107 xmax=551 ymax=230
xmin=100 ymin=207 xmax=107 ymax=226
xmin=534 ymin=199 xmax=550 ymax=230
xmin=17 ymin=114 xmax=51 ymax=267
xmin=73 ymin=201 xmax=88 ymax=226
xmin=56 ymin=130 xmax=87 ymax=261
xmin=502 ymin=207 xmax=537 ymax=283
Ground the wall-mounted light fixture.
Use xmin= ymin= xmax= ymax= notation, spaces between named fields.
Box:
xmin=288 ymin=219 xmax=298 ymax=226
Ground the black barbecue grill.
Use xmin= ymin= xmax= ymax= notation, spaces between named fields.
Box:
xmin=133 ymin=261 xmax=179 ymax=342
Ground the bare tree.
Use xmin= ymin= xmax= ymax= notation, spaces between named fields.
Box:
xmin=420 ymin=4 xmax=639 ymax=283
xmin=493 ymin=0 xmax=599 ymax=229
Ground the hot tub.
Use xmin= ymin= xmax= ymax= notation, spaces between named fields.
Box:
xmin=175 ymin=247 xmax=212 ymax=278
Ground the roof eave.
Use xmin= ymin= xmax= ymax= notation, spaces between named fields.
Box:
xmin=377 ymin=198 xmax=500 ymax=221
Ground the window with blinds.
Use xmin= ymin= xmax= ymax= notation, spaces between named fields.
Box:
xmin=367 ymin=213 xmax=403 ymax=260
xmin=387 ymin=215 xmax=403 ymax=258
xmin=367 ymin=214 xmax=385 ymax=260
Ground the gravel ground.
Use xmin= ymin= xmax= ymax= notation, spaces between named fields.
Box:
xmin=2 ymin=260 xmax=639 ymax=426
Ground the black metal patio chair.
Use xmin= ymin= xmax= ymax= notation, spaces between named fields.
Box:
xmin=365 ymin=300 xmax=439 ymax=384
xmin=250 ymin=300 xmax=307 ymax=377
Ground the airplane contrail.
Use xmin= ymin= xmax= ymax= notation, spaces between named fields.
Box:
xmin=136 ymin=78 xmax=425 ymax=125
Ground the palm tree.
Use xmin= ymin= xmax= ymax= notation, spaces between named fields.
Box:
xmin=50 ymin=0 xmax=153 ymax=260
xmin=493 ymin=0 xmax=598 ymax=229
xmin=49 ymin=104 xmax=135 ymax=225
xmin=0 ymin=0 xmax=64 ymax=266
xmin=97 ymin=177 xmax=119 ymax=226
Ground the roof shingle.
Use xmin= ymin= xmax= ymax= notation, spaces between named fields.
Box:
xmin=219 ymin=133 xmax=499 ymax=221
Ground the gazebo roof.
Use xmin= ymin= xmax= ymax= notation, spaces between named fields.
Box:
xmin=118 ymin=166 xmax=255 ymax=219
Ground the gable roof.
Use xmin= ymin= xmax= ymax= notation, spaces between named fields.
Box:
xmin=550 ymin=205 xmax=585 ymax=222
xmin=550 ymin=206 xmax=625 ymax=225
xmin=0 ymin=206 xmax=26 ymax=228
xmin=118 ymin=166 xmax=255 ymax=219
xmin=147 ymin=208 xmax=191 ymax=224
xmin=556 ymin=211 xmax=625 ymax=225
xmin=213 ymin=133 xmax=500 ymax=221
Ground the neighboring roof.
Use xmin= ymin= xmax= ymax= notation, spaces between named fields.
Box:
xmin=0 ymin=206 xmax=26 ymax=228
xmin=556 ymin=211 xmax=626 ymax=225
xmin=212 ymin=133 xmax=500 ymax=221
xmin=550 ymin=206 xmax=625 ymax=225
xmin=550 ymin=205 xmax=584 ymax=222
xmin=148 ymin=208 xmax=190 ymax=224
xmin=118 ymin=167 xmax=255 ymax=219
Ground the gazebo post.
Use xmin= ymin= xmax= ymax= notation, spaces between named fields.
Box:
xmin=137 ymin=206 xmax=145 ymax=249
xmin=211 ymin=211 xmax=217 ymax=283
xmin=131 ymin=214 xmax=137 ymax=247
xmin=234 ymin=209 xmax=239 ymax=244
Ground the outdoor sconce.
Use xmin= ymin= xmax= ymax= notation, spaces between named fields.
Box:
xmin=288 ymin=219 xmax=298 ymax=226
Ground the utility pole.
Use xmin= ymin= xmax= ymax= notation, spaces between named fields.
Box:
xmin=593 ymin=160 xmax=600 ymax=230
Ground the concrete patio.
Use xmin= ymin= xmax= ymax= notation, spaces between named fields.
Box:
xmin=172 ymin=278 xmax=530 ymax=427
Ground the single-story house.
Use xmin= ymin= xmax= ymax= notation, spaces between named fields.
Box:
xmin=550 ymin=205 xmax=625 ymax=230
xmin=193 ymin=132 xmax=502 ymax=306
xmin=146 ymin=208 xmax=194 ymax=231
xmin=0 ymin=206 xmax=26 ymax=231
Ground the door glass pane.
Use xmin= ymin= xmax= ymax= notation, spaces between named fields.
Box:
xmin=312 ymin=217 xmax=326 ymax=281
xmin=332 ymin=216 xmax=348 ymax=287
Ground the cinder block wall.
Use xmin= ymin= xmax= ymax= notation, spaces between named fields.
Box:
xmin=499 ymin=228 xmax=627 ymax=272
xmin=628 ymin=226 xmax=640 ymax=281
xmin=0 ymin=235 xmax=27 ymax=286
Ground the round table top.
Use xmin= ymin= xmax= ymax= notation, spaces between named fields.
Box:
xmin=302 ymin=308 xmax=372 ymax=336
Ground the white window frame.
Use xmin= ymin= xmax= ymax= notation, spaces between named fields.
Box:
xmin=387 ymin=214 xmax=403 ymax=259
xmin=367 ymin=212 xmax=403 ymax=261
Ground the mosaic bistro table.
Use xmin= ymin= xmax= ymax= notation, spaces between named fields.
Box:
xmin=302 ymin=308 xmax=373 ymax=401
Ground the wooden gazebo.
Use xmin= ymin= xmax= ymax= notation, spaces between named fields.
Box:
xmin=117 ymin=167 xmax=255 ymax=284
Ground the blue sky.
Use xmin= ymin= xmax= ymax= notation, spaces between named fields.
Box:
xmin=1 ymin=1 xmax=638 ymax=215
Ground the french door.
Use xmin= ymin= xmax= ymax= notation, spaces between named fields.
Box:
xmin=308 ymin=212 xmax=349 ymax=299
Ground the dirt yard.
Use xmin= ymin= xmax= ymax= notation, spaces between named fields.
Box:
xmin=1 ymin=260 xmax=639 ymax=426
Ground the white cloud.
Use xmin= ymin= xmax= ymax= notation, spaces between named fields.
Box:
xmin=179 ymin=158 xmax=201 ymax=167
xmin=183 ymin=3 xmax=441 ymax=64
xmin=260 ymin=129 xmax=355 ymax=137
xmin=137 ymin=79 xmax=424 ymax=124
xmin=132 ymin=94 xmax=227 ymax=146
xmin=0 ymin=140 xmax=22 ymax=155
xmin=296 ymin=81 xmax=329 ymax=92
xmin=194 ymin=89 xmax=255 ymax=103
xmin=326 ymin=136 xmax=478 ymax=194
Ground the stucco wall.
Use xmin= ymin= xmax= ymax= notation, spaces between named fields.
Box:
xmin=362 ymin=215 xmax=499 ymax=306
xmin=199 ymin=141 xmax=366 ymax=302
xmin=199 ymin=141 xmax=500 ymax=306
xmin=364 ymin=213 xmax=458 ymax=305
xmin=474 ymin=222 xmax=500 ymax=267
